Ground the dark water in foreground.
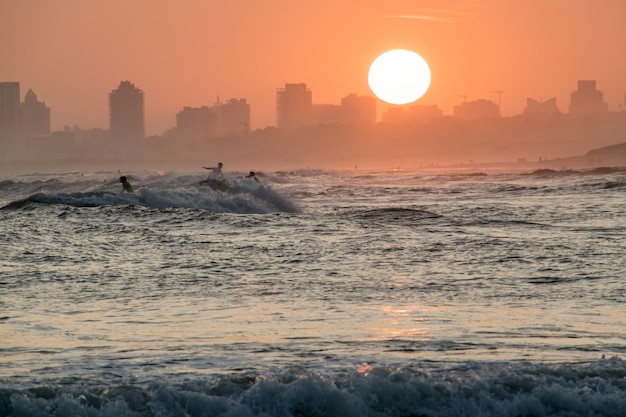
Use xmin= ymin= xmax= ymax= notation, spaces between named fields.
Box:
xmin=1 ymin=167 xmax=625 ymax=416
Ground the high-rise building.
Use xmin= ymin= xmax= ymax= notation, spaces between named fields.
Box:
xmin=0 ymin=82 xmax=21 ymax=156
xmin=176 ymin=98 xmax=250 ymax=142
xmin=176 ymin=106 xmax=216 ymax=142
xmin=568 ymin=80 xmax=608 ymax=114
xmin=276 ymin=83 xmax=312 ymax=129
xmin=341 ymin=94 xmax=376 ymax=125
xmin=22 ymin=89 xmax=51 ymax=137
xmin=216 ymin=98 xmax=250 ymax=133
xmin=311 ymin=104 xmax=342 ymax=125
xmin=109 ymin=81 xmax=145 ymax=141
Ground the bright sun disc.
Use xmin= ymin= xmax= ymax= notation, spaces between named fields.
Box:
xmin=368 ymin=49 xmax=431 ymax=105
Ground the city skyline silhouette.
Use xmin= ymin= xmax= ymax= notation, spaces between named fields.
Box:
xmin=2 ymin=73 xmax=626 ymax=174
xmin=2 ymin=1 xmax=625 ymax=136
xmin=3 ymin=76 xmax=624 ymax=137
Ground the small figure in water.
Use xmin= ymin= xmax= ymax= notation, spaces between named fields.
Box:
xmin=119 ymin=176 xmax=134 ymax=193
xmin=246 ymin=171 xmax=260 ymax=183
xmin=203 ymin=162 xmax=223 ymax=178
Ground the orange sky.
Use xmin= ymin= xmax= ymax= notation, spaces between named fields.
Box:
xmin=2 ymin=0 xmax=625 ymax=136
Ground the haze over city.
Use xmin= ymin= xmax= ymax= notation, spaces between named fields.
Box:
xmin=3 ymin=0 xmax=626 ymax=136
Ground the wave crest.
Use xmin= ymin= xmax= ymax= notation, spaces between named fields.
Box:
xmin=3 ymin=358 xmax=625 ymax=417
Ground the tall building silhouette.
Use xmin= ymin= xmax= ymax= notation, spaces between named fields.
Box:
xmin=22 ymin=89 xmax=51 ymax=137
xmin=0 ymin=82 xmax=21 ymax=155
xmin=341 ymin=94 xmax=376 ymax=125
xmin=176 ymin=97 xmax=250 ymax=143
xmin=176 ymin=106 xmax=215 ymax=143
xmin=216 ymin=98 xmax=250 ymax=134
xmin=569 ymin=80 xmax=608 ymax=114
xmin=276 ymin=83 xmax=312 ymax=129
xmin=109 ymin=81 xmax=145 ymax=141
xmin=311 ymin=104 xmax=342 ymax=125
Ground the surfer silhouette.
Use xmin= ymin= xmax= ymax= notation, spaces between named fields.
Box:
xmin=203 ymin=162 xmax=223 ymax=178
xmin=246 ymin=171 xmax=260 ymax=182
xmin=119 ymin=176 xmax=134 ymax=193
xmin=201 ymin=162 xmax=230 ymax=191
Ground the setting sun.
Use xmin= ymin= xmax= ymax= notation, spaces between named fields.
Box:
xmin=368 ymin=49 xmax=431 ymax=105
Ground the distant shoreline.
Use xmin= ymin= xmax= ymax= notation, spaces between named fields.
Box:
xmin=2 ymin=140 xmax=625 ymax=177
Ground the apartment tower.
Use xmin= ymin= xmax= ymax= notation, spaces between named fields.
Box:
xmin=109 ymin=81 xmax=145 ymax=141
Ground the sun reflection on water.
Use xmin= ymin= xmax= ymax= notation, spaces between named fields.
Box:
xmin=370 ymin=304 xmax=440 ymax=342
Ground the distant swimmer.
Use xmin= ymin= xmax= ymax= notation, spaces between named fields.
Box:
xmin=203 ymin=162 xmax=223 ymax=178
xmin=119 ymin=176 xmax=134 ymax=193
xmin=246 ymin=171 xmax=260 ymax=182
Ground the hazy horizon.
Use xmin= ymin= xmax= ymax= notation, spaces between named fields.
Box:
xmin=2 ymin=0 xmax=626 ymax=137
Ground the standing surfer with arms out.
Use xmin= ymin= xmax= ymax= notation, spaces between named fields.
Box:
xmin=203 ymin=162 xmax=223 ymax=179
xmin=201 ymin=162 xmax=230 ymax=191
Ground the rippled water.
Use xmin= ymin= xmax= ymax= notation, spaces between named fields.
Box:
xmin=1 ymin=167 xmax=625 ymax=416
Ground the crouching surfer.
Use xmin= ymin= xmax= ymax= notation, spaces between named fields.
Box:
xmin=246 ymin=171 xmax=260 ymax=183
xmin=120 ymin=176 xmax=134 ymax=193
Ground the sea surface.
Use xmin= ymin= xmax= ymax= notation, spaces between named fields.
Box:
xmin=1 ymin=166 xmax=625 ymax=416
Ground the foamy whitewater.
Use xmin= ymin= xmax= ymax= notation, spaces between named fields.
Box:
xmin=1 ymin=166 xmax=625 ymax=417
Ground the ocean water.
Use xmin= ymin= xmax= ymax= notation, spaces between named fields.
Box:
xmin=1 ymin=166 xmax=626 ymax=417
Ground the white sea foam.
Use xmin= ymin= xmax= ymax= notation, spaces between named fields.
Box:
xmin=2 ymin=359 xmax=625 ymax=417
xmin=1 ymin=172 xmax=300 ymax=214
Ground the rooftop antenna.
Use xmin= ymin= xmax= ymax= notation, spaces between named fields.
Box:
xmin=490 ymin=90 xmax=504 ymax=113
xmin=459 ymin=95 xmax=467 ymax=103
